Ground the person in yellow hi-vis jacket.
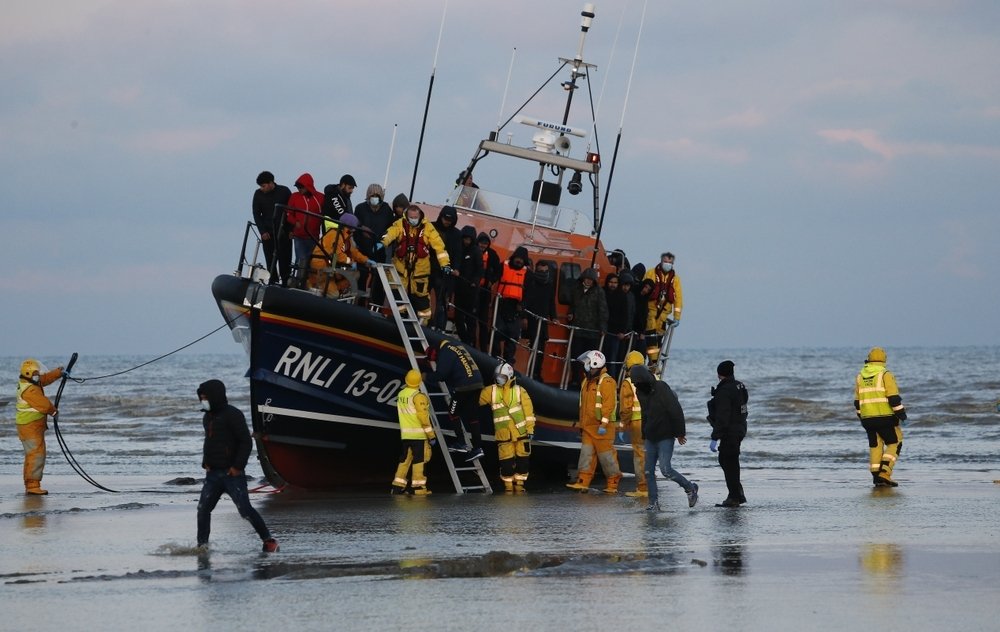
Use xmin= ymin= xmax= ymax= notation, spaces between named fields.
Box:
xmin=854 ymin=347 xmax=907 ymax=487
xmin=479 ymin=362 xmax=535 ymax=492
xmin=566 ymin=350 xmax=622 ymax=494
xmin=643 ymin=252 xmax=683 ymax=365
xmin=619 ymin=351 xmax=648 ymax=498
xmin=392 ymin=370 xmax=436 ymax=495
xmin=15 ymin=359 xmax=65 ymax=495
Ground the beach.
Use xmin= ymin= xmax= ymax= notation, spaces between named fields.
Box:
xmin=3 ymin=349 xmax=999 ymax=630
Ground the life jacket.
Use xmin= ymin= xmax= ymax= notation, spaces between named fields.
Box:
xmin=489 ymin=384 xmax=530 ymax=437
xmin=654 ymin=269 xmax=676 ymax=313
xmin=497 ymin=262 xmax=526 ymax=301
xmin=395 ymin=224 xmax=429 ymax=260
xmin=480 ymin=251 xmax=490 ymax=286
xmin=580 ymin=371 xmax=617 ymax=424
xmin=856 ymin=365 xmax=894 ymax=419
xmin=621 ymin=377 xmax=642 ymax=422
xmin=397 ymin=386 xmax=431 ymax=440
xmin=15 ymin=381 xmax=46 ymax=425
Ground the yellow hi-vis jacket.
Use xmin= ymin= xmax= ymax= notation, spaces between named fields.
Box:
xmin=15 ymin=370 xmax=61 ymax=425
xmin=579 ymin=370 xmax=617 ymax=428
xmin=396 ymin=386 xmax=434 ymax=440
xmin=480 ymin=382 xmax=535 ymax=438
xmin=854 ymin=363 xmax=905 ymax=420
xmin=618 ymin=377 xmax=642 ymax=424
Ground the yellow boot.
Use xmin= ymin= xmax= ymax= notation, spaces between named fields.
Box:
xmin=25 ymin=480 xmax=48 ymax=495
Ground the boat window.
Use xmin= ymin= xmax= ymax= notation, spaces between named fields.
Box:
xmin=558 ymin=262 xmax=581 ymax=305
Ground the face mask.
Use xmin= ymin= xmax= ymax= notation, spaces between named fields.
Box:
xmin=661 ymin=262 xmax=673 ymax=273
xmin=369 ymin=197 xmax=380 ymax=206
xmin=510 ymin=261 xmax=524 ymax=270
xmin=200 ymin=400 xmax=211 ymax=412
xmin=495 ymin=375 xmax=508 ymax=386
xmin=407 ymin=217 xmax=420 ymax=227
xmin=30 ymin=374 xmax=40 ymax=384
xmin=535 ymin=270 xmax=549 ymax=281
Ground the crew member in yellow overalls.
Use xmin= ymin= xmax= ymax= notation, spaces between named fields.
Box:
xmin=619 ymin=351 xmax=648 ymax=498
xmin=480 ymin=362 xmax=535 ymax=492
xmin=643 ymin=252 xmax=683 ymax=365
xmin=566 ymin=350 xmax=622 ymax=494
xmin=391 ymin=370 xmax=436 ymax=495
xmin=854 ymin=347 xmax=907 ymax=487
xmin=15 ymin=359 xmax=66 ymax=495
xmin=382 ymin=204 xmax=450 ymax=325
xmin=306 ymin=213 xmax=375 ymax=297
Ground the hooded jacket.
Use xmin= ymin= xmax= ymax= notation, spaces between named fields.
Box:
xmin=197 ymin=380 xmax=253 ymax=471
xmin=286 ymin=173 xmax=324 ymax=239
xmin=426 ymin=339 xmax=483 ymax=393
xmin=631 ymin=365 xmax=686 ymax=442
xmin=707 ymin=376 xmax=749 ymax=441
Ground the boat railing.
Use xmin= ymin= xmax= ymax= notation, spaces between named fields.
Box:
xmin=446 ymin=185 xmax=590 ymax=235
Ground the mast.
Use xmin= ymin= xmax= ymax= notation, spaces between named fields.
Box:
xmin=409 ymin=0 xmax=449 ymax=201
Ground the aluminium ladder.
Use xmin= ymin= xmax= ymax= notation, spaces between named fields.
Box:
xmin=372 ymin=263 xmax=493 ymax=494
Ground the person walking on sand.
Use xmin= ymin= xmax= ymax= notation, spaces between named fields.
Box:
xmin=619 ymin=351 xmax=648 ymax=498
xmin=707 ymin=360 xmax=749 ymax=507
xmin=391 ymin=370 xmax=436 ymax=496
xmin=631 ymin=362 xmax=698 ymax=512
xmin=854 ymin=347 xmax=907 ymax=487
xmin=196 ymin=379 xmax=278 ymax=553
xmin=15 ymin=359 xmax=66 ymax=495
xmin=566 ymin=350 xmax=622 ymax=494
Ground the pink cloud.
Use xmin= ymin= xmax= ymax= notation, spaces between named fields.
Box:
xmin=636 ymin=137 xmax=749 ymax=164
xmin=818 ymin=128 xmax=1000 ymax=161
xmin=818 ymin=128 xmax=895 ymax=159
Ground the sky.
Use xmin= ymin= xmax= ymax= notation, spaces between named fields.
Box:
xmin=2 ymin=0 xmax=998 ymax=360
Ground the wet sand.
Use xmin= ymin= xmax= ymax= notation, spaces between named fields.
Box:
xmin=2 ymin=468 xmax=998 ymax=631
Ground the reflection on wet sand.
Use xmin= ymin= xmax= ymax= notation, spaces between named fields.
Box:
xmin=860 ymin=543 xmax=903 ymax=594
xmin=712 ymin=505 xmax=747 ymax=576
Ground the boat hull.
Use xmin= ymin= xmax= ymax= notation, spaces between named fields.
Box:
xmin=212 ymin=274 xmax=623 ymax=491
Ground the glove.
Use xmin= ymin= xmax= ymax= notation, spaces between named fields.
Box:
xmin=366 ymin=259 xmax=377 ymax=268
xmin=597 ymin=425 xmax=607 ymax=436
xmin=667 ymin=318 xmax=679 ymax=328
xmin=616 ymin=432 xmax=625 ymax=442
xmin=709 ymin=439 xmax=718 ymax=452
xmin=375 ymin=242 xmax=385 ymax=251
xmin=442 ymin=265 xmax=453 ymax=276
xmin=429 ymin=439 xmax=437 ymax=447
xmin=525 ymin=434 xmax=534 ymax=442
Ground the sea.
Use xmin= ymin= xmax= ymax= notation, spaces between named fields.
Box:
xmin=2 ymin=347 xmax=999 ymax=631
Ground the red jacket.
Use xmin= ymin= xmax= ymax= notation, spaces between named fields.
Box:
xmin=286 ymin=173 xmax=324 ymax=239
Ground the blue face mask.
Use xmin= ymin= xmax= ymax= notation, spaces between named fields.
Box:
xmin=369 ymin=197 xmax=380 ymax=206
xmin=661 ymin=262 xmax=673 ymax=272
xmin=408 ymin=217 xmax=420 ymax=227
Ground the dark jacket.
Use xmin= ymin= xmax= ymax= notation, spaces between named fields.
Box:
xmin=632 ymin=365 xmax=686 ymax=442
xmin=354 ymin=200 xmax=395 ymax=258
xmin=252 ymin=183 xmax=292 ymax=237
xmin=426 ymin=340 xmax=483 ymax=393
xmin=322 ymin=184 xmax=353 ymax=221
xmin=606 ymin=286 xmax=635 ymax=334
xmin=455 ymin=233 xmax=484 ymax=291
xmin=569 ymin=281 xmax=609 ymax=333
xmin=197 ymin=380 xmax=253 ymax=471
xmin=478 ymin=233 xmax=502 ymax=287
xmin=707 ymin=376 xmax=749 ymax=440
xmin=432 ymin=207 xmax=463 ymax=276
xmin=523 ymin=267 xmax=556 ymax=318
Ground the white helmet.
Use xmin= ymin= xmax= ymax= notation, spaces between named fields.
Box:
xmin=494 ymin=362 xmax=515 ymax=386
xmin=577 ymin=350 xmax=606 ymax=371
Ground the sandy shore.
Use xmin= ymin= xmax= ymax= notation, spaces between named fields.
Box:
xmin=2 ymin=468 xmax=998 ymax=631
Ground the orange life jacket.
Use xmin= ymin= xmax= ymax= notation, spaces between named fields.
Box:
xmin=497 ymin=262 xmax=526 ymax=301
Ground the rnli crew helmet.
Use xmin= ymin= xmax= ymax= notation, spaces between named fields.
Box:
xmin=494 ymin=362 xmax=515 ymax=386
xmin=577 ymin=350 xmax=606 ymax=371
xmin=624 ymin=351 xmax=645 ymax=370
xmin=866 ymin=347 xmax=887 ymax=363
xmin=20 ymin=358 xmax=42 ymax=380
xmin=404 ymin=370 xmax=422 ymax=388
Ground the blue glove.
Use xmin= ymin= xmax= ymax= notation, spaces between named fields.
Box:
xmin=375 ymin=242 xmax=385 ymax=251
xmin=597 ymin=425 xmax=607 ymax=436
xmin=667 ymin=319 xmax=679 ymax=328
xmin=616 ymin=432 xmax=625 ymax=442
xmin=429 ymin=439 xmax=437 ymax=447
xmin=709 ymin=439 xmax=718 ymax=452
xmin=525 ymin=434 xmax=534 ymax=442
xmin=366 ymin=259 xmax=377 ymax=268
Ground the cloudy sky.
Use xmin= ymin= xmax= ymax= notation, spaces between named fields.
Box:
xmin=3 ymin=0 xmax=998 ymax=360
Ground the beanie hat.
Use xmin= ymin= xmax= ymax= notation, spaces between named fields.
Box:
xmin=717 ymin=360 xmax=735 ymax=377
xmin=340 ymin=174 xmax=357 ymax=187
xmin=866 ymin=347 xmax=887 ymax=363
xmin=366 ymin=183 xmax=384 ymax=199
xmin=461 ymin=225 xmax=477 ymax=239
xmin=477 ymin=232 xmax=491 ymax=245
xmin=392 ymin=193 xmax=409 ymax=209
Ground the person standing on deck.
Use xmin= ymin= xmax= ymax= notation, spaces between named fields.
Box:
xmin=382 ymin=204 xmax=450 ymax=325
xmin=251 ymin=171 xmax=292 ymax=286
xmin=479 ymin=362 xmax=536 ymax=493
xmin=196 ymin=379 xmax=278 ymax=552
xmin=353 ymin=183 xmax=394 ymax=300
xmin=493 ymin=247 xmax=529 ymax=364
xmin=430 ymin=206 xmax=463 ymax=332
xmin=707 ymin=360 xmax=748 ymax=507
xmin=566 ymin=350 xmax=622 ymax=494
xmin=452 ymin=226 xmax=484 ymax=345
xmin=15 ymin=359 xmax=65 ymax=495
xmin=391 ymin=370 xmax=436 ymax=495
xmin=475 ymin=232 xmax=502 ymax=353
xmin=322 ymin=174 xmax=356 ymax=223
xmin=285 ymin=173 xmax=324 ymax=282
xmin=854 ymin=347 xmax=907 ymax=487
xmin=643 ymin=252 xmax=683 ymax=367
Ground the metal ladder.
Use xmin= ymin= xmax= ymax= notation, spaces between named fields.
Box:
xmin=372 ymin=263 xmax=493 ymax=494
